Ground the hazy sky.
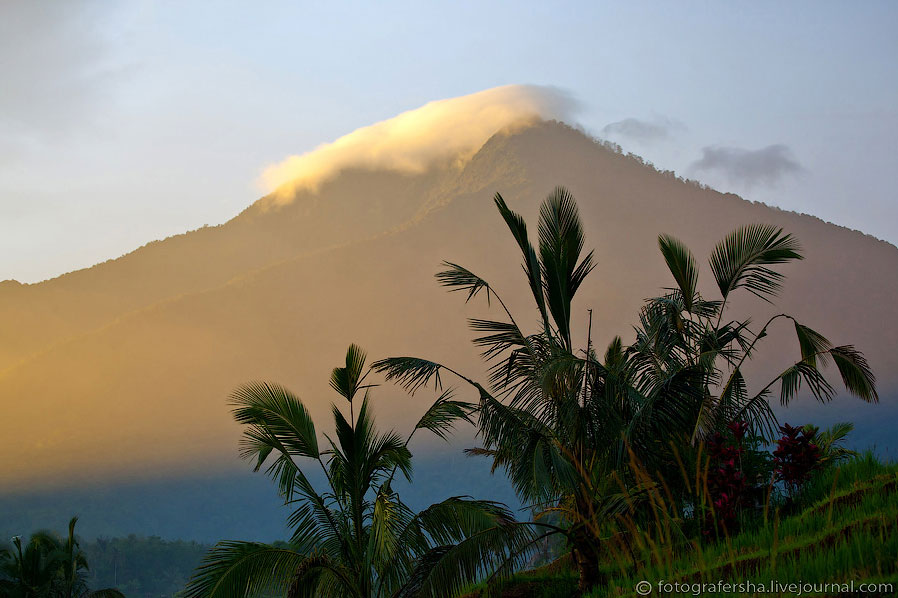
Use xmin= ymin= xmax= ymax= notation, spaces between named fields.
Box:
xmin=2 ymin=0 xmax=896 ymax=283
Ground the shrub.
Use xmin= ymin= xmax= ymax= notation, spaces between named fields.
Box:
xmin=703 ymin=422 xmax=748 ymax=536
xmin=773 ymin=423 xmax=822 ymax=498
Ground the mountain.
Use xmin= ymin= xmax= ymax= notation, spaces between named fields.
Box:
xmin=2 ymin=120 xmax=897 ymax=495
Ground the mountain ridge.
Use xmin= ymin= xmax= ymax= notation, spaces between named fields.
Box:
xmin=2 ymin=120 xmax=895 ymax=490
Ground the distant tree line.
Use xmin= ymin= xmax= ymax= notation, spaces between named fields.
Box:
xmin=81 ymin=536 xmax=208 ymax=598
xmin=1 ymin=525 xmax=209 ymax=598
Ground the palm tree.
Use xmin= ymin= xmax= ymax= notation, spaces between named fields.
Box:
xmin=1 ymin=534 xmax=60 ymax=598
xmin=373 ymin=187 xmax=879 ymax=592
xmin=185 ymin=344 xmax=533 ymax=598
xmin=375 ymin=188 xmax=649 ymax=591
xmin=626 ymin=226 xmax=877 ymax=451
xmin=0 ymin=519 xmax=123 ymax=598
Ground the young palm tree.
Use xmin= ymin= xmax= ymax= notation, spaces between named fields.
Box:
xmin=373 ymin=187 xmax=879 ymax=592
xmin=185 ymin=345 xmax=533 ymax=598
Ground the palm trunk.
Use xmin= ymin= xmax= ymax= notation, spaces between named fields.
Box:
xmin=569 ymin=448 xmax=604 ymax=594
xmin=570 ymin=530 xmax=602 ymax=594
xmin=570 ymin=493 xmax=603 ymax=595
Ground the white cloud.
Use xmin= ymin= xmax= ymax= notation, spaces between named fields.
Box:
xmin=260 ymin=85 xmax=578 ymax=203
xmin=690 ymin=144 xmax=802 ymax=188
xmin=601 ymin=116 xmax=684 ymax=144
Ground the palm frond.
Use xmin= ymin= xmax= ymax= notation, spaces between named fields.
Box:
xmin=805 ymin=422 xmax=858 ymax=466
xmin=830 ymin=345 xmax=878 ymax=402
xmin=732 ymin=387 xmax=778 ymax=441
xmin=371 ymin=357 xmax=447 ymax=394
xmin=709 ymin=224 xmax=803 ymax=302
xmin=469 ymin=318 xmax=528 ymax=361
xmin=396 ymin=520 xmax=536 ymax=598
xmin=231 ymin=382 xmax=319 ymax=460
xmin=230 ymin=382 xmax=319 ymax=500
xmin=367 ymin=485 xmax=403 ymax=570
xmin=285 ymin=499 xmax=342 ymax=556
xmin=658 ymin=234 xmax=699 ymax=312
xmin=779 ymin=361 xmax=835 ymax=405
xmin=712 ymin=366 xmax=747 ymax=433
xmin=412 ymin=389 xmax=477 ymax=442
xmin=493 ymin=192 xmax=548 ymax=326
xmin=287 ymin=554 xmax=359 ymax=598
xmin=537 ymin=186 xmax=595 ymax=348
xmin=717 ymin=369 xmax=778 ymax=440
xmin=435 ymin=262 xmax=494 ymax=304
xmin=329 ymin=344 xmax=369 ymax=402
xmin=793 ymin=322 xmax=833 ymax=368
xmin=403 ymin=497 xmax=513 ymax=547
xmin=185 ymin=542 xmax=308 ymax=598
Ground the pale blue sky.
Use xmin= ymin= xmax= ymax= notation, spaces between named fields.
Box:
xmin=2 ymin=0 xmax=896 ymax=282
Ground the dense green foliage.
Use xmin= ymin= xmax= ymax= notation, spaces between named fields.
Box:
xmin=0 ymin=518 xmax=123 ymax=598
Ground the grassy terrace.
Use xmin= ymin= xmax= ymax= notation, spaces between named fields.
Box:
xmin=462 ymin=453 xmax=898 ymax=598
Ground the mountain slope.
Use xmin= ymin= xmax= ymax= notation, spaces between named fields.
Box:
xmin=0 ymin=166 xmax=452 ymax=370
xmin=1 ymin=121 xmax=896 ymax=489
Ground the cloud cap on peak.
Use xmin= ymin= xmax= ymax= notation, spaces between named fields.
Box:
xmin=260 ymin=85 xmax=578 ymax=202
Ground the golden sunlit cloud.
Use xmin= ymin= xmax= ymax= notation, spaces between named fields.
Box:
xmin=260 ymin=84 xmax=577 ymax=203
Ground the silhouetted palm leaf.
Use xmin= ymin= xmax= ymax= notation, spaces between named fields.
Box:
xmin=659 ymin=234 xmax=699 ymax=312
xmin=371 ymin=357 xmax=450 ymax=394
xmin=493 ymin=193 xmax=548 ymax=328
xmin=709 ymin=224 xmax=803 ymax=302
xmin=188 ymin=542 xmax=311 ymax=598
xmin=329 ymin=344 xmax=370 ymax=402
xmin=830 ymin=345 xmax=878 ymax=402
xmin=537 ymin=187 xmax=595 ymax=349
xmin=412 ymin=390 xmax=476 ymax=441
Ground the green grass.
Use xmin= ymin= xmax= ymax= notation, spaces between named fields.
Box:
xmin=460 ymin=565 xmax=578 ymax=598
xmin=464 ymin=453 xmax=898 ymax=597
